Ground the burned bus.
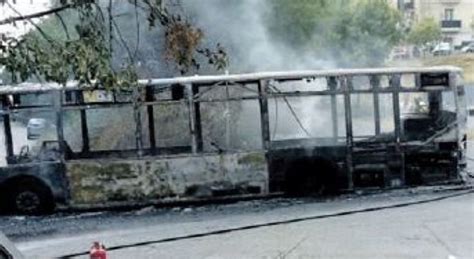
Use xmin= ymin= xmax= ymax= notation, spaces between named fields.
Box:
xmin=0 ymin=67 xmax=467 ymax=214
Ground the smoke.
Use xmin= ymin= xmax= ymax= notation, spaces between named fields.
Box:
xmin=179 ymin=0 xmax=394 ymax=145
xmin=113 ymin=0 xmax=395 ymax=74
xmin=179 ymin=1 xmax=341 ymax=145
xmin=183 ymin=0 xmax=335 ymax=73
xmin=4 ymin=1 xmax=392 ymax=155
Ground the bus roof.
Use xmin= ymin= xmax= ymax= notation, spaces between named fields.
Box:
xmin=0 ymin=66 xmax=463 ymax=95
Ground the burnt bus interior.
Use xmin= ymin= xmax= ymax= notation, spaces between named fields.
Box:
xmin=267 ymin=72 xmax=466 ymax=194
xmin=0 ymin=68 xmax=466 ymax=200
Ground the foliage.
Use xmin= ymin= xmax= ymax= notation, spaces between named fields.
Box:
xmin=0 ymin=0 xmax=228 ymax=88
xmin=267 ymin=0 xmax=402 ymax=67
xmin=1 ymin=4 xmax=115 ymax=86
xmin=164 ymin=18 xmax=227 ymax=74
xmin=266 ymin=0 xmax=333 ymax=50
xmin=407 ymin=17 xmax=442 ymax=47
xmin=330 ymin=0 xmax=402 ymax=66
xmin=470 ymin=15 xmax=474 ymax=32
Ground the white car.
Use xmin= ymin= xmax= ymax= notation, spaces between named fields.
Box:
xmin=26 ymin=118 xmax=47 ymax=140
xmin=461 ymin=43 xmax=474 ymax=53
xmin=432 ymin=42 xmax=452 ymax=56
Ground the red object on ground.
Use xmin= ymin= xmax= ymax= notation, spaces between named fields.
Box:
xmin=90 ymin=242 xmax=107 ymax=259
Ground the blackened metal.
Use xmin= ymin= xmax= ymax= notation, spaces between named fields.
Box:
xmin=1 ymin=96 xmax=14 ymax=160
xmin=0 ymin=67 xmax=462 ymax=95
xmin=3 ymin=85 xmax=450 ymax=113
xmin=371 ymin=76 xmax=381 ymax=135
xmin=171 ymin=84 xmax=185 ymax=100
xmin=420 ymin=73 xmax=450 ymax=87
xmin=146 ymin=86 xmax=157 ymax=151
xmin=3 ymin=104 xmax=54 ymax=110
xmin=415 ymin=73 xmax=422 ymax=88
xmin=186 ymin=84 xmax=199 ymax=154
xmin=0 ymin=69 xmax=465 ymax=210
xmin=65 ymin=91 xmax=73 ymax=103
xmin=77 ymin=91 xmax=90 ymax=153
xmin=343 ymin=76 xmax=354 ymax=190
xmin=391 ymin=74 xmax=405 ymax=185
xmin=258 ymin=80 xmax=271 ymax=150
xmin=192 ymin=85 xmax=203 ymax=152
xmin=450 ymin=72 xmax=462 ymax=176
xmin=54 ymin=90 xmax=66 ymax=153
xmin=328 ymin=77 xmax=339 ymax=141
xmin=133 ymin=88 xmax=144 ymax=157
xmin=12 ymin=94 xmax=20 ymax=105
xmin=391 ymin=75 xmax=402 ymax=141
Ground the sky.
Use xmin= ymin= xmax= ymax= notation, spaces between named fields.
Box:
xmin=0 ymin=0 xmax=51 ymax=38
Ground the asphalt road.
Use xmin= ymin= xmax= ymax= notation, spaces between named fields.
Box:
xmin=2 ymin=188 xmax=472 ymax=258
xmin=105 ymin=191 xmax=474 ymax=259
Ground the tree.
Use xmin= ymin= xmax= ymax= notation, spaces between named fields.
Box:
xmin=266 ymin=0 xmax=402 ymax=67
xmin=0 ymin=0 xmax=232 ymax=151
xmin=0 ymin=0 xmax=228 ymax=87
xmin=470 ymin=15 xmax=474 ymax=36
xmin=407 ymin=17 xmax=441 ymax=47
xmin=266 ymin=0 xmax=334 ymax=50
xmin=329 ymin=0 xmax=402 ymax=67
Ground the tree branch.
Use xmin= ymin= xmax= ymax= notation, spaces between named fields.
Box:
xmin=4 ymin=2 xmax=55 ymax=45
xmin=133 ymin=0 xmax=140 ymax=60
xmin=55 ymin=13 xmax=71 ymax=40
xmin=108 ymin=0 xmax=113 ymax=53
xmin=111 ymin=16 xmax=134 ymax=63
xmin=0 ymin=4 xmax=75 ymax=26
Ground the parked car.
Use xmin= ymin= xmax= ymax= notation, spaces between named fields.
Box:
xmin=27 ymin=118 xmax=47 ymax=140
xmin=432 ymin=42 xmax=452 ymax=56
xmin=461 ymin=43 xmax=474 ymax=53
xmin=390 ymin=46 xmax=410 ymax=60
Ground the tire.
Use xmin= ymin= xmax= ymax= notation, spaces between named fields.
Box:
xmin=7 ymin=179 xmax=55 ymax=215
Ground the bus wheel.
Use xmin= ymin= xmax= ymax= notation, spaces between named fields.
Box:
xmin=8 ymin=179 xmax=54 ymax=215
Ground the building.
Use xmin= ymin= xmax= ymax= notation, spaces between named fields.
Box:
xmin=416 ymin=0 xmax=474 ymax=46
xmin=395 ymin=0 xmax=474 ymax=47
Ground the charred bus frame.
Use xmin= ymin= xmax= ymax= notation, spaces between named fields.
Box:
xmin=0 ymin=67 xmax=466 ymax=214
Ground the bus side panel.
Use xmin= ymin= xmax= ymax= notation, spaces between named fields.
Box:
xmin=65 ymin=152 xmax=268 ymax=206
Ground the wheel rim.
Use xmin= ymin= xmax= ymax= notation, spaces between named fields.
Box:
xmin=15 ymin=191 xmax=41 ymax=213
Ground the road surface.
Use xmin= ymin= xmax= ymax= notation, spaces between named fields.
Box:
xmin=0 ymin=188 xmax=471 ymax=258
xmin=106 ymin=191 xmax=474 ymax=259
